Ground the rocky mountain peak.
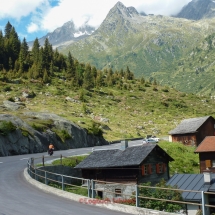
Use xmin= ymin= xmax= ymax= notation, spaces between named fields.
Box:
xmin=127 ymin=6 xmax=139 ymax=16
xmin=28 ymin=20 xmax=95 ymax=49
xmin=109 ymin=1 xmax=139 ymax=18
xmin=175 ymin=0 xmax=215 ymax=20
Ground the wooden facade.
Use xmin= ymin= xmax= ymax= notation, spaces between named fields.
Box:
xmin=170 ymin=116 xmax=215 ymax=147
xmin=171 ymin=133 xmax=197 ymax=146
xmin=81 ymin=150 xmax=171 ymax=185
xmin=198 ymin=152 xmax=215 ymax=173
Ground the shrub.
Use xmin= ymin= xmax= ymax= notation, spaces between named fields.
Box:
xmin=28 ymin=91 xmax=36 ymax=98
xmin=162 ymin=87 xmax=169 ymax=92
xmin=3 ymin=86 xmax=12 ymax=92
xmin=79 ymin=90 xmax=86 ymax=102
xmin=53 ymin=129 xmax=71 ymax=142
xmin=0 ymin=121 xmax=16 ymax=136
xmin=32 ymin=123 xmax=47 ymax=132
xmin=8 ymin=97 xmax=15 ymax=102
xmin=145 ymin=83 xmax=151 ymax=87
xmin=88 ymin=121 xmax=103 ymax=136
xmin=20 ymin=127 xmax=32 ymax=137
xmin=140 ymin=179 xmax=184 ymax=213
xmin=28 ymin=119 xmax=53 ymax=132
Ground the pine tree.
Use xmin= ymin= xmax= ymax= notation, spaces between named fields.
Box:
xmin=140 ymin=77 xmax=145 ymax=84
xmin=66 ymin=51 xmax=75 ymax=79
xmin=18 ymin=38 xmax=29 ymax=73
xmin=31 ymin=38 xmax=40 ymax=64
xmin=83 ymin=63 xmax=94 ymax=90
xmin=95 ymin=70 xmax=104 ymax=87
xmin=6 ymin=27 xmax=21 ymax=70
xmin=106 ymin=68 xmax=114 ymax=86
xmin=4 ymin=21 xmax=12 ymax=39
xmin=43 ymin=38 xmax=53 ymax=73
xmin=43 ymin=69 xmax=49 ymax=83
xmin=0 ymin=30 xmax=4 ymax=68
xmin=125 ymin=66 xmax=134 ymax=80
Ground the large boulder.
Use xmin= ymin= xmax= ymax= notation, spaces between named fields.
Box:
xmin=0 ymin=112 xmax=109 ymax=156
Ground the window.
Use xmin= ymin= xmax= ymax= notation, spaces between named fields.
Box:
xmin=212 ymin=160 xmax=215 ymax=167
xmin=141 ymin=164 xmax=152 ymax=175
xmin=156 ymin=163 xmax=166 ymax=174
xmin=115 ymin=189 xmax=122 ymax=197
xmin=206 ymin=160 xmax=212 ymax=168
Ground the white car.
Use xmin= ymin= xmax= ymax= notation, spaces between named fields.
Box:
xmin=151 ymin=137 xmax=159 ymax=142
xmin=146 ymin=138 xmax=158 ymax=143
xmin=142 ymin=138 xmax=158 ymax=144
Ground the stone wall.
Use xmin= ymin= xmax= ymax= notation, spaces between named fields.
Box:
xmin=95 ymin=183 xmax=136 ymax=200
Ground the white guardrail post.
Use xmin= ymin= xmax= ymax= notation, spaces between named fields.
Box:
xmin=35 ymin=169 xmax=37 ymax=180
xmin=201 ymin=191 xmax=205 ymax=215
xmin=91 ymin=179 xmax=95 ymax=198
xmin=87 ymin=179 xmax=91 ymax=198
xmin=136 ymin=185 xmax=139 ymax=207
xmin=45 ymin=171 xmax=48 ymax=185
xmin=62 ymin=175 xmax=65 ymax=190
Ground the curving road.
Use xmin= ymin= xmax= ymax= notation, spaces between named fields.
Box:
xmin=0 ymin=140 xmax=143 ymax=215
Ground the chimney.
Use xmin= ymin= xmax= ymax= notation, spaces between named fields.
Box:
xmin=203 ymin=170 xmax=212 ymax=184
xmin=121 ymin=140 xmax=128 ymax=150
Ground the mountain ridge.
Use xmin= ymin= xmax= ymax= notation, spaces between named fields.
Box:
xmin=59 ymin=2 xmax=215 ymax=80
xmin=28 ymin=20 xmax=95 ymax=49
xmin=175 ymin=0 xmax=215 ymax=20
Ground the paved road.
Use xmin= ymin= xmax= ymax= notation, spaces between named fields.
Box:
xmin=0 ymin=140 xmax=143 ymax=215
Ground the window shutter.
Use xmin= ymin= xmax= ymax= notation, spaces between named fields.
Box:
xmin=163 ymin=163 xmax=166 ymax=172
xmin=148 ymin=164 xmax=152 ymax=174
xmin=141 ymin=165 xmax=145 ymax=175
xmin=206 ymin=160 xmax=212 ymax=168
xmin=156 ymin=164 xmax=159 ymax=173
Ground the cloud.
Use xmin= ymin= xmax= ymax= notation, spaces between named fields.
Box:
xmin=27 ymin=22 xmax=39 ymax=33
xmin=37 ymin=0 xmax=192 ymax=33
xmin=0 ymin=0 xmax=192 ymax=35
xmin=0 ymin=0 xmax=47 ymax=20
xmin=136 ymin=0 xmax=192 ymax=16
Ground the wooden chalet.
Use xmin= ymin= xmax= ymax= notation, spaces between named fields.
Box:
xmin=195 ymin=136 xmax=215 ymax=173
xmin=169 ymin=116 xmax=215 ymax=146
xmin=75 ymin=142 xmax=174 ymax=185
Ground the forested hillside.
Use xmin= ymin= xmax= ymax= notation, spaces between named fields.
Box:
xmin=1 ymin=22 xmax=215 ymax=140
xmin=0 ymin=21 xmax=135 ymax=90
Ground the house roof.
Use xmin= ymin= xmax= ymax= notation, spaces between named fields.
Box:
xmin=195 ymin=136 xmax=215 ymax=153
xmin=75 ymin=144 xmax=174 ymax=169
xmin=169 ymin=116 xmax=212 ymax=135
xmin=167 ymin=173 xmax=215 ymax=202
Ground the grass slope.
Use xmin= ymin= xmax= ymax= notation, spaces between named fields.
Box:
xmin=0 ymin=78 xmax=215 ymax=141
xmin=60 ymin=16 xmax=215 ymax=89
xmin=153 ymin=33 xmax=215 ymax=95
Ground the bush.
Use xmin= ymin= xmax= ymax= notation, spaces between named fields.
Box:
xmin=0 ymin=121 xmax=16 ymax=136
xmin=54 ymin=129 xmax=71 ymax=142
xmin=28 ymin=119 xmax=53 ymax=132
xmin=162 ymin=87 xmax=169 ymax=92
xmin=32 ymin=123 xmax=47 ymax=132
xmin=8 ymin=97 xmax=15 ymax=102
xmin=3 ymin=86 xmax=12 ymax=92
xmin=140 ymin=179 xmax=184 ymax=213
xmin=88 ymin=121 xmax=103 ymax=136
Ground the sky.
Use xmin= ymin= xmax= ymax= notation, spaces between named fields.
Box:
xmin=0 ymin=0 xmax=192 ymax=42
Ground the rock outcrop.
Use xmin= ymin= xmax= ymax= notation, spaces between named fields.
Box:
xmin=0 ymin=112 xmax=109 ymax=157
xmin=175 ymin=0 xmax=215 ymax=20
